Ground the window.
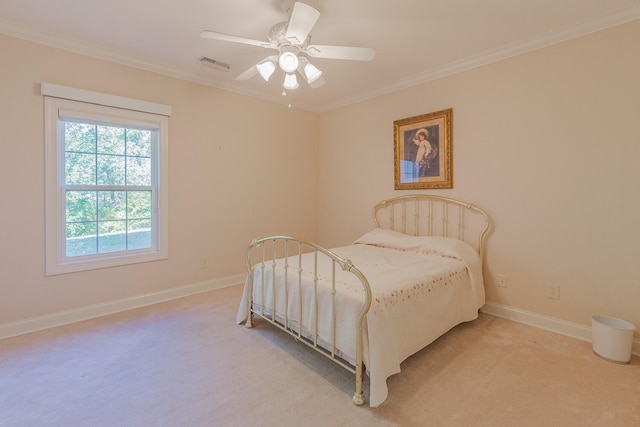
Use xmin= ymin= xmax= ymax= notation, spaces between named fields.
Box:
xmin=44 ymin=84 xmax=170 ymax=275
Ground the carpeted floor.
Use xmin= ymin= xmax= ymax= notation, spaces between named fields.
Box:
xmin=1 ymin=284 xmax=638 ymax=426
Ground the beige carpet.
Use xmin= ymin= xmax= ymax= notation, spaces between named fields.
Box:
xmin=1 ymin=284 xmax=638 ymax=427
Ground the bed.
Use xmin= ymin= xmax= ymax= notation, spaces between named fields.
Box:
xmin=236 ymin=194 xmax=490 ymax=407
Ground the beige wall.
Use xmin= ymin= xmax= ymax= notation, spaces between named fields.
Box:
xmin=0 ymin=35 xmax=319 ymax=324
xmin=2 ymin=19 xmax=639 ymax=338
xmin=318 ymin=20 xmax=640 ymax=337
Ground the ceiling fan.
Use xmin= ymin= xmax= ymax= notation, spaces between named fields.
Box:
xmin=200 ymin=0 xmax=375 ymax=92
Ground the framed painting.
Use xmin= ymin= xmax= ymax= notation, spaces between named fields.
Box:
xmin=393 ymin=108 xmax=452 ymax=189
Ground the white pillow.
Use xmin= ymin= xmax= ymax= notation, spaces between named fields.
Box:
xmin=354 ymin=228 xmax=480 ymax=265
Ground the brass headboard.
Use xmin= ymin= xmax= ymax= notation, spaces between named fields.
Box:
xmin=372 ymin=194 xmax=491 ymax=262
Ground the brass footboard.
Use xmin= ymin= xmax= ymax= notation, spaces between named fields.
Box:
xmin=245 ymin=236 xmax=372 ymax=406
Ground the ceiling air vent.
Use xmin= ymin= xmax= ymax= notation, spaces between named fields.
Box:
xmin=200 ymin=57 xmax=230 ymax=72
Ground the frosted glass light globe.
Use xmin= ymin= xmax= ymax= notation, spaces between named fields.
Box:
xmin=278 ymin=51 xmax=299 ymax=73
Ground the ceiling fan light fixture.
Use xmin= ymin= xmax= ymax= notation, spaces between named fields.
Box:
xmin=200 ymin=2 xmax=374 ymax=96
xmin=303 ymin=62 xmax=322 ymax=84
xmin=278 ymin=51 xmax=299 ymax=73
xmin=256 ymin=60 xmax=276 ymax=81
xmin=283 ymin=73 xmax=299 ymax=90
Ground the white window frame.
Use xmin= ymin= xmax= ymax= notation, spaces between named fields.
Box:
xmin=43 ymin=83 xmax=170 ymax=275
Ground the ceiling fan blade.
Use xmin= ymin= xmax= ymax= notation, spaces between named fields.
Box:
xmin=200 ymin=30 xmax=275 ymax=49
xmin=285 ymin=2 xmax=320 ymax=44
xmin=305 ymin=45 xmax=375 ymax=61
xmin=235 ymin=65 xmax=258 ymax=81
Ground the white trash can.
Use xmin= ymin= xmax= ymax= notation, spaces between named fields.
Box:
xmin=591 ymin=315 xmax=635 ymax=364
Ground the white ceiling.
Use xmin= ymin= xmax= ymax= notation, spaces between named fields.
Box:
xmin=1 ymin=0 xmax=640 ymax=112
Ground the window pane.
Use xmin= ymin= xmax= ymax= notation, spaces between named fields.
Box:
xmin=65 ymin=122 xmax=96 ymax=153
xmin=97 ymin=191 xmax=126 ymax=220
xmin=127 ymin=129 xmax=151 ymax=157
xmin=98 ymin=125 xmax=125 ymax=155
xmin=66 ymin=222 xmax=97 ymax=256
xmin=127 ymin=191 xmax=152 ymax=219
xmin=65 ymin=192 xmax=155 ymax=255
xmin=65 ymin=152 xmax=96 ymax=185
xmin=47 ymin=95 xmax=168 ymax=274
xmin=66 ymin=191 xmax=96 ymax=222
xmin=97 ymin=154 xmax=125 ymax=185
xmin=127 ymin=156 xmax=151 ymax=186
xmin=98 ymin=220 xmax=126 ymax=253
xmin=128 ymin=219 xmax=152 ymax=250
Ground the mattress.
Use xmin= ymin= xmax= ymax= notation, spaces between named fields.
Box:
xmin=237 ymin=228 xmax=485 ymax=406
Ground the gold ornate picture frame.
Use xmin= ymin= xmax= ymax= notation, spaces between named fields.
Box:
xmin=394 ymin=108 xmax=453 ymax=189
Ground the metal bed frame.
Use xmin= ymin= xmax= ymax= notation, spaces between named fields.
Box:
xmin=244 ymin=194 xmax=490 ymax=406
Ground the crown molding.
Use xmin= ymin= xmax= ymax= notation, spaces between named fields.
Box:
xmin=3 ymin=3 xmax=640 ymax=113
xmin=319 ymin=4 xmax=640 ymax=112
xmin=0 ymin=20 xmax=314 ymax=111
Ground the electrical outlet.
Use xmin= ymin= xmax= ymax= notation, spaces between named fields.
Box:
xmin=548 ymin=283 xmax=560 ymax=299
xmin=497 ymin=274 xmax=507 ymax=288
xmin=200 ymin=258 xmax=209 ymax=269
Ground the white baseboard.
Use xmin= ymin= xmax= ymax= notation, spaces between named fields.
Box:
xmin=481 ymin=301 xmax=640 ymax=357
xmin=0 ymin=274 xmax=245 ymax=340
xmin=4 ymin=289 xmax=638 ymax=358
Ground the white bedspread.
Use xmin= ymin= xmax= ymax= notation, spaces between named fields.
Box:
xmin=236 ymin=228 xmax=485 ymax=407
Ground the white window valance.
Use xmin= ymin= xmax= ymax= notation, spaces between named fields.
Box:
xmin=41 ymin=82 xmax=172 ymax=117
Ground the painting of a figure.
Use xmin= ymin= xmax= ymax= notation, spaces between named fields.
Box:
xmin=394 ymin=109 xmax=452 ymax=189
xmin=404 ymin=126 xmax=439 ymax=177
